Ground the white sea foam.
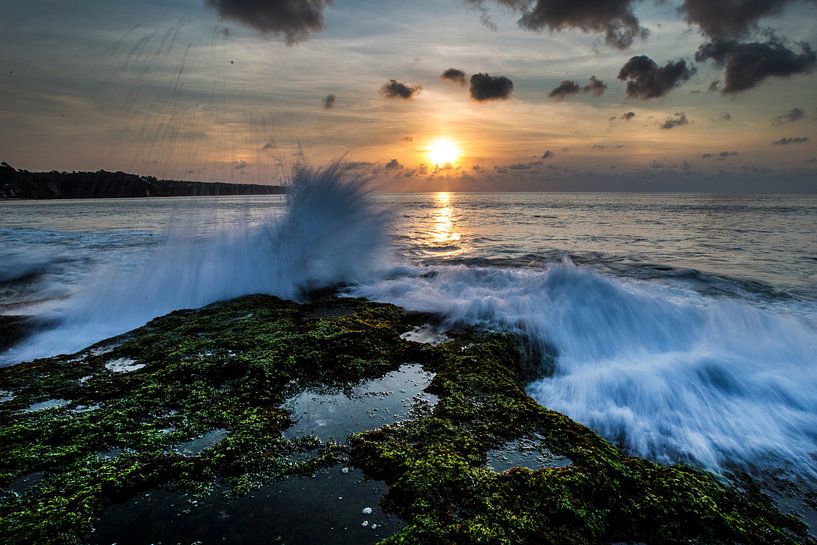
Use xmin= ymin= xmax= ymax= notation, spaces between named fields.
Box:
xmin=3 ymin=164 xmax=817 ymax=479
xmin=350 ymin=261 xmax=817 ymax=477
xmin=1 ymin=163 xmax=392 ymax=363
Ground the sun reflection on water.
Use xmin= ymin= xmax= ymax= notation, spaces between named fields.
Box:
xmin=428 ymin=192 xmax=462 ymax=257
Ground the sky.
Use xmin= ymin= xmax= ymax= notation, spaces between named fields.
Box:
xmin=1 ymin=0 xmax=816 ymax=192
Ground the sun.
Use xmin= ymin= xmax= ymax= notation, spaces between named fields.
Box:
xmin=427 ymin=138 xmax=462 ymax=166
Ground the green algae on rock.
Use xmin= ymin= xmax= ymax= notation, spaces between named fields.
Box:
xmin=0 ymin=295 xmax=813 ymax=545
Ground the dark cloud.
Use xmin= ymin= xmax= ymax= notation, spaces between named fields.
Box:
xmin=401 ymin=136 xmax=414 ymax=142
xmin=659 ymin=112 xmax=690 ymax=129
xmin=234 ymin=160 xmax=248 ymax=170
xmin=441 ymin=68 xmax=467 ymax=85
xmin=617 ymin=56 xmax=695 ymax=99
xmin=261 ymin=142 xmax=275 ymax=150
xmin=721 ymin=111 xmax=732 ymax=121
xmin=542 ymin=150 xmax=555 ymax=159
xmin=695 ymin=38 xmax=817 ymax=94
xmin=719 ymin=150 xmax=739 ymax=157
xmin=701 ymin=153 xmax=713 ymax=158
xmin=548 ymin=76 xmax=606 ymax=100
xmin=380 ymin=79 xmax=421 ymax=99
xmin=773 ymin=136 xmax=810 ymax=145
xmin=385 ymin=159 xmax=403 ymax=169
xmin=470 ymin=73 xmax=514 ymax=101
xmin=323 ymin=94 xmax=336 ymax=109
xmin=681 ymin=0 xmax=810 ymax=40
xmin=205 ymin=0 xmax=332 ymax=44
xmin=772 ymin=107 xmax=805 ymax=126
xmin=583 ymin=75 xmax=607 ymax=96
xmin=548 ymin=80 xmax=580 ymax=100
xmin=469 ymin=0 xmax=647 ymax=49
xmin=621 ymin=111 xmax=636 ymax=121
xmin=708 ymin=80 xmax=720 ymax=91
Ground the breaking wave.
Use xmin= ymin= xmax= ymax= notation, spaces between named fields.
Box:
xmin=350 ymin=261 xmax=817 ymax=478
xmin=2 ymin=163 xmax=392 ymax=363
xmin=4 ymin=162 xmax=817 ymax=480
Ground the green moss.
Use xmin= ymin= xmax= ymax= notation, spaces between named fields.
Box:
xmin=0 ymin=295 xmax=416 ymax=544
xmin=0 ymin=295 xmax=812 ymax=545
xmin=351 ymin=329 xmax=813 ymax=545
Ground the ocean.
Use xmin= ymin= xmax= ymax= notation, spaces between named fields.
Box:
xmin=2 ymin=168 xmax=817 ymax=481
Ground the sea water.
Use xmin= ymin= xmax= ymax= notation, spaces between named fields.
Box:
xmin=1 ymin=166 xmax=816 ymax=479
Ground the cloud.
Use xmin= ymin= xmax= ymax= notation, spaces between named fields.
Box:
xmin=385 ymin=159 xmax=403 ymax=169
xmin=681 ymin=0 xmax=807 ymax=40
xmin=401 ymin=136 xmax=414 ymax=142
xmin=701 ymin=150 xmax=739 ymax=158
xmin=542 ymin=150 xmax=555 ymax=159
xmin=617 ymin=56 xmax=695 ymax=99
xmin=469 ymin=0 xmax=647 ymax=49
xmin=721 ymin=112 xmax=732 ymax=121
xmin=549 ymin=75 xmax=607 ymax=100
xmin=695 ymin=38 xmax=817 ymax=94
xmin=772 ymin=107 xmax=805 ymax=126
xmin=205 ymin=0 xmax=332 ymax=44
xmin=261 ymin=142 xmax=275 ymax=150
xmin=701 ymin=153 xmax=713 ymax=158
xmin=548 ymin=80 xmax=580 ymax=100
xmin=708 ymin=80 xmax=720 ymax=91
xmin=441 ymin=68 xmax=467 ymax=85
xmin=323 ymin=94 xmax=336 ymax=109
xmin=583 ymin=75 xmax=607 ymax=96
xmin=341 ymin=161 xmax=374 ymax=171
xmin=590 ymin=143 xmax=624 ymax=150
xmin=234 ymin=160 xmax=248 ymax=170
xmin=509 ymin=162 xmax=539 ymax=170
xmin=380 ymin=79 xmax=421 ymax=99
xmin=659 ymin=112 xmax=690 ymax=129
xmin=470 ymin=73 xmax=514 ymax=101
xmin=773 ymin=136 xmax=809 ymax=145
xmin=621 ymin=111 xmax=636 ymax=121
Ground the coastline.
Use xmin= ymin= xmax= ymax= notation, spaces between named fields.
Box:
xmin=0 ymin=163 xmax=286 ymax=200
xmin=0 ymin=294 xmax=813 ymax=544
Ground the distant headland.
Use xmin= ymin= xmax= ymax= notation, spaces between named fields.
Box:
xmin=0 ymin=162 xmax=287 ymax=200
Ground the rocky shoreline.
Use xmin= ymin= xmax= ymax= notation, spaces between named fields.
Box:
xmin=0 ymin=295 xmax=813 ymax=544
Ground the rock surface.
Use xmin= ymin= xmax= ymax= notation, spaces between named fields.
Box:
xmin=0 ymin=295 xmax=812 ymax=544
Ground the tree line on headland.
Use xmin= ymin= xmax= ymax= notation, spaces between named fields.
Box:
xmin=0 ymin=162 xmax=287 ymax=199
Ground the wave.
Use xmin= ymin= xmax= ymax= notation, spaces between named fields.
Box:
xmin=1 ymin=163 xmax=392 ymax=363
xmin=350 ymin=261 xmax=817 ymax=478
xmin=4 ymin=162 xmax=817 ymax=480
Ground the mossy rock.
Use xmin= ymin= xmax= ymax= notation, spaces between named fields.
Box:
xmin=0 ymin=295 xmax=811 ymax=545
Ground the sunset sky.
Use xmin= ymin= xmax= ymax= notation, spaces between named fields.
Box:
xmin=1 ymin=0 xmax=816 ymax=191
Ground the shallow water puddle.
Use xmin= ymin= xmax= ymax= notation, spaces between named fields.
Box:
xmin=23 ymin=398 xmax=70 ymax=413
xmin=89 ymin=465 xmax=400 ymax=545
xmin=400 ymin=324 xmax=450 ymax=345
xmin=764 ymin=481 xmax=817 ymax=538
xmin=487 ymin=436 xmax=572 ymax=472
xmin=87 ymin=343 xmax=119 ymax=357
xmin=173 ymin=429 xmax=229 ymax=457
xmin=9 ymin=471 xmax=44 ymax=494
xmin=104 ymin=357 xmax=145 ymax=373
xmin=72 ymin=402 xmax=101 ymax=413
xmin=284 ymin=363 xmax=438 ymax=442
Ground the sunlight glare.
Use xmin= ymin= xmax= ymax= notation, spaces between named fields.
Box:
xmin=427 ymin=138 xmax=461 ymax=166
